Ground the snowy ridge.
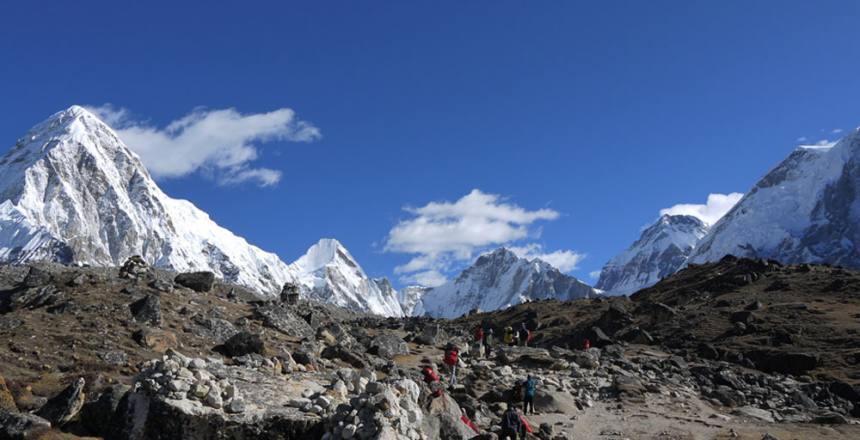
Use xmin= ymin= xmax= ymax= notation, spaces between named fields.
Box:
xmin=596 ymin=214 xmax=708 ymax=295
xmin=397 ymin=285 xmax=430 ymax=316
xmin=689 ymin=128 xmax=860 ymax=267
xmin=290 ymin=238 xmax=403 ymax=317
xmin=0 ymin=106 xmax=404 ymax=316
xmin=418 ymin=248 xmax=597 ymax=318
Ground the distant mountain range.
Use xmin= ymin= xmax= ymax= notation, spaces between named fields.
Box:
xmin=598 ymin=127 xmax=860 ymax=294
xmin=4 ymin=106 xmax=860 ymax=314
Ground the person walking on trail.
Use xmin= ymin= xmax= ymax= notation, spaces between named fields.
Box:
xmin=523 ymin=375 xmax=538 ymax=415
xmin=473 ymin=325 xmax=485 ymax=359
xmin=518 ymin=323 xmax=531 ymax=347
xmin=484 ymin=327 xmax=494 ymax=358
xmin=443 ymin=344 xmax=460 ymax=386
xmin=582 ymin=337 xmax=591 ymax=351
xmin=500 ymin=405 xmax=523 ymax=440
xmin=504 ymin=326 xmax=516 ymax=346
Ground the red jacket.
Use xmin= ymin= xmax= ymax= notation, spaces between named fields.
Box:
xmin=422 ymin=367 xmax=440 ymax=383
xmin=474 ymin=328 xmax=484 ymax=341
xmin=443 ymin=348 xmax=459 ymax=366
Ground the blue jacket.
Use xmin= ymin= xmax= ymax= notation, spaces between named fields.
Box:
xmin=524 ymin=378 xmax=537 ymax=397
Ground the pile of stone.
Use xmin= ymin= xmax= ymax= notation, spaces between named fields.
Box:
xmin=320 ymin=374 xmax=427 ymax=440
xmin=136 ymin=349 xmax=247 ymax=413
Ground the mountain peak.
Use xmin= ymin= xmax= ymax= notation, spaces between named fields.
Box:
xmin=597 ymin=213 xmax=709 ymax=295
xmin=419 ymin=248 xmax=596 ymax=318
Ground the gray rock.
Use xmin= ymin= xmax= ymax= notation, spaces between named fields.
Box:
xmin=221 ymin=331 xmax=265 ymax=357
xmin=35 ymin=377 xmax=86 ymax=426
xmin=174 ymin=271 xmax=216 ymax=292
xmin=0 ymin=409 xmax=52 ymax=439
xmin=129 ymin=294 xmax=162 ymax=326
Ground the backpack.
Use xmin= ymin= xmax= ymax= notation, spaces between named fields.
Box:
xmin=443 ymin=348 xmax=458 ymax=366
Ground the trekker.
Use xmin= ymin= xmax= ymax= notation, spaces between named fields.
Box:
xmin=421 ymin=366 xmax=442 ymax=398
xmin=518 ymin=323 xmax=530 ymax=347
xmin=474 ymin=325 xmax=484 ymax=344
xmin=523 ymin=375 xmax=538 ymax=415
xmin=500 ymin=405 xmax=523 ymax=440
xmin=484 ymin=327 xmax=494 ymax=357
xmin=504 ymin=326 xmax=515 ymax=346
xmin=443 ymin=344 xmax=460 ymax=386
xmin=582 ymin=337 xmax=591 ymax=351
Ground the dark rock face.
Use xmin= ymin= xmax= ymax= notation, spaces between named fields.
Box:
xmin=34 ymin=377 xmax=85 ymax=426
xmin=745 ymin=351 xmax=819 ymax=376
xmin=129 ymin=295 xmax=162 ymax=326
xmin=174 ymin=271 xmax=216 ymax=292
xmin=80 ymin=384 xmax=131 ymax=436
xmin=22 ymin=266 xmax=52 ymax=287
xmin=221 ymin=332 xmax=265 ymax=357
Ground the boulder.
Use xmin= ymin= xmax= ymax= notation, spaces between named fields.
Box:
xmin=254 ymin=304 xmax=315 ymax=339
xmin=221 ymin=332 xmax=265 ymax=357
xmin=35 ymin=377 xmax=86 ymax=426
xmin=22 ymin=266 xmax=52 ymax=287
xmin=745 ymin=351 xmax=819 ymax=376
xmin=174 ymin=271 xmax=216 ymax=292
xmin=586 ymin=327 xmax=613 ymax=348
xmin=415 ymin=323 xmax=447 ymax=346
xmin=129 ymin=295 xmax=162 ymax=326
xmin=370 ymin=333 xmax=409 ymax=358
xmin=0 ymin=409 xmax=51 ymax=439
xmin=80 ymin=384 xmax=131 ymax=436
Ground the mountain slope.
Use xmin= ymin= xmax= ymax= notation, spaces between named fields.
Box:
xmin=689 ymin=128 xmax=860 ymax=267
xmin=596 ymin=214 xmax=708 ymax=295
xmin=0 ymin=106 xmax=297 ymax=294
xmin=0 ymin=106 xmax=405 ymax=316
xmin=397 ymin=285 xmax=430 ymax=316
xmin=289 ymin=238 xmax=404 ymax=317
xmin=419 ymin=248 xmax=597 ymax=318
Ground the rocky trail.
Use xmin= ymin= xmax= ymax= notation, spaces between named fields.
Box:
xmin=0 ymin=257 xmax=859 ymax=439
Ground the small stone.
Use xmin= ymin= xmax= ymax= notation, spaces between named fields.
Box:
xmin=226 ymin=399 xmax=246 ymax=413
xmin=188 ymin=358 xmax=207 ymax=370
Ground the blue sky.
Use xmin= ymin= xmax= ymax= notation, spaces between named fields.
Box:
xmin=1 ymin=1 xmax=859 ymax=287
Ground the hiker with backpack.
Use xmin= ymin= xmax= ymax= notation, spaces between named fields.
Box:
xmin=421 ymin=366 xmax=443 ymax=398
xmin=484 ymin=327 xmax=494 ymax=357
xmin=518 ymin=322 xmax=531 ymax=347
xmin=504 ymin=326 xmax=516 ymax=346
xmin=523 ymin=375 xmax=538 ymax=415
xmin=443 ymin=343 xmax=460 ymax=386
xmin=500 ymin=405 xmax=523 ymax=440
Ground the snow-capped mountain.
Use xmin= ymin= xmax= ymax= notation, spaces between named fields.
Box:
xmin=418 ymin=248 xmax=598 ymax=318
xmin=0 ymin=106 xmax=405 ymax=316
xmin=397 ymin=286 xmax=430 ymax=316
xmin=290 ymin=238 xmax=404 ymax=317
xmin=0 ymin=105 xmax=296 ymax=294
xmin=689 ymin=128 xmax=860 ymax=268
xmin=596 ymin=214 xmax=708 ymax=295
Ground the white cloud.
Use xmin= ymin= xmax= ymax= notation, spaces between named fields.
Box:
xmin=508 ymin=244 xmax=585 ymax=272
xmin=796 ymin=136 xmax=808 ymax=143
xmin=386 ymin=189 xmax=584 ymax=284
xmin=86 ymin=104 xmax=320 ymax=187
xmin=660 ymin=192 xmax=744 ymax=226
xmin=589 ymin=270 xmax=602 ymax=279
xmin=831 ymin=128 xmax=843 ymax=134
xmin=400 ymin=270 xmax=448 ymax=288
